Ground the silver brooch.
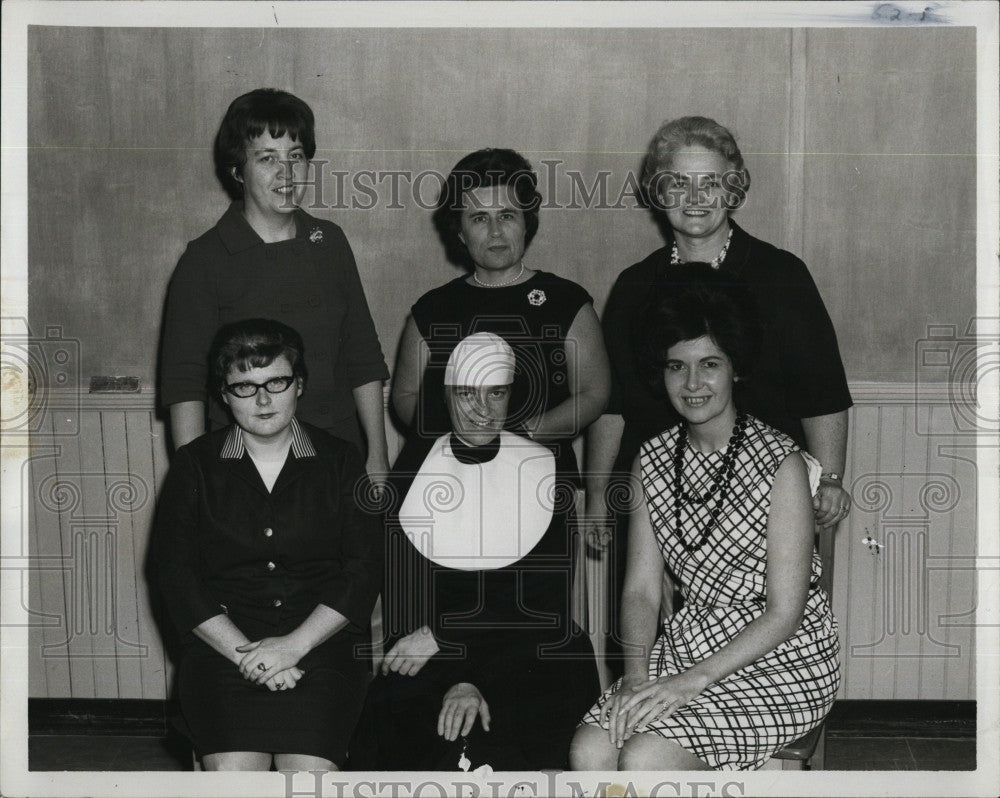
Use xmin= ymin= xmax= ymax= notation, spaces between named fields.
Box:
xmin=527 ymin=289 xmax=546 ymax=306
xmin=309 ymin=227 xmax=324 ymax=244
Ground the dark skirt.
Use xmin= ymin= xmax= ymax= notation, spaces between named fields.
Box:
xmin=179 ymin=629 xmax=370 ymax=764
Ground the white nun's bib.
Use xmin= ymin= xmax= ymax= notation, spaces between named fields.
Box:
xmin=398 ymin=431 xmax=556 ymax=570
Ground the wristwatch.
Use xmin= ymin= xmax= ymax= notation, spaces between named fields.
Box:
xmin=820 ymin=472 xmax=843 ymax=482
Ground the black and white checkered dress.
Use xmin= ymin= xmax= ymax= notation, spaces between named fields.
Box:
xmin=582 ymin=415 xmax=840 ymax=770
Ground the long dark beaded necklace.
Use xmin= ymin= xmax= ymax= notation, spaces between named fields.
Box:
xmin=672 ymin=411 xmax=748 ymax=553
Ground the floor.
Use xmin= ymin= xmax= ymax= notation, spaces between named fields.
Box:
xmin=28 ymin=732 xmax=976 ymax=771
xmin=824 ymin=735 xmax=976 ymax=770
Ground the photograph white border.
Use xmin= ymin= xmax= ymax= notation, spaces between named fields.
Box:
xmin=2 ymin=2 xmax=997 ymax=796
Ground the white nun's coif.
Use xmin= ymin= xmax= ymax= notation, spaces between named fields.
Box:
xmin=443 ymin=331 xmax=515 ymax=387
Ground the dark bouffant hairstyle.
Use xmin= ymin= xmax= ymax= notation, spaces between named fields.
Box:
xmin=641 ymin=116 xmax=751 ymax=211
xmin=639 ymin=263 xmax=761 ymax=402
xmin=214 ymin=89 xmax=316 ymax=199
xmin=210 ymin=318 xmax=308 ymax=396
xmin=434 ymin=148 xmax=542 ymax=250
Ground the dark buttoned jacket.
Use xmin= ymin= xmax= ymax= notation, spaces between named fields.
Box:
xmin=154 ymin=419 xmax=382 ymax=641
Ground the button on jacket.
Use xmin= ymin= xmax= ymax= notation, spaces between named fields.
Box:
xmin=154 ymin=419 xmax=383 ymax=639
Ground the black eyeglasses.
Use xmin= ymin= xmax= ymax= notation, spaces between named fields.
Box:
xmin=223 ymin=376 xmax=296 ymax=398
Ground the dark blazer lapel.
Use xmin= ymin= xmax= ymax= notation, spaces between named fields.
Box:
xmin=270 ymin=450 xmax=313 ymax=495
xmin=223 ymin=452 xmax=271 ymax=496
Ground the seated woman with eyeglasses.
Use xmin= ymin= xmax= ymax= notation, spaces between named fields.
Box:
xmin=154 ymin=318 xmax=382 ymax=771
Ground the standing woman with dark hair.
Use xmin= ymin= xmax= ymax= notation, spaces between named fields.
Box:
xmin=161 ymin=89 xmax=390 ymax=484
xmin=390 ymin=147 xmax=610 ymax=479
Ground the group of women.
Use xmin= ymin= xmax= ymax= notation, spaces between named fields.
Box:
xmin=154 ymin=88 xmax=851 ymax=773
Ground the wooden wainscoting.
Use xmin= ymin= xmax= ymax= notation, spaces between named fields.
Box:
xmin=27 ymin=393 xmax=171 ymax=699
xmin=836 ymin=383 xmax=978 ymax=700
xmin=25 ymin=384 xmax=978 ymax=700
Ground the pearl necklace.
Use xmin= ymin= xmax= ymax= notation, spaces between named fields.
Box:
xmin=473 ymin=262 xmax=525 ymax=288
xmin=670 ymin=227 xmax=733 ymax=270
xmin=672 ymin=412 xmax=747 ymax=553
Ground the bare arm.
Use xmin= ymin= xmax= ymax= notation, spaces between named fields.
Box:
xmin=529 ymin=304 xmax=611 ymax=440
xmin=583 ymin=413 xmax=626 ymax=548
xmin=618 ymin=466 xmax=664 ymax=684
xmin=169 ymin=401 xmax=206 ymax=450
xmin=801 ymin=409 xmax=851 ymax=527
xmin=599 ymin=457 xmax=662 ymax=744
xmin=193 ymin=613 xmax=252 ymax=664
xmin=352 ymin=379 xmax=390 ymax=484
xmin=390 ymin=315 xmax=426 ymax=428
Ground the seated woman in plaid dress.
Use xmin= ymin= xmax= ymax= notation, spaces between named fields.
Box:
xmin=571 ymin=265 xmax=840 ymax=771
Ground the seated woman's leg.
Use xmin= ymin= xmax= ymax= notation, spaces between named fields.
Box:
xmin=618 ymin=733 xmax=713 ymax=771
xmin=274 ymin=753 xmax=336 ymax=771
xmin=569 ymin=725 xmax=619 ymax=771
xmin=202 ymin=751 xmax=272 ymax=771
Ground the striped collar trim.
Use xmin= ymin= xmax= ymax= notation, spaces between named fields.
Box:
xmin=220 ymin=417 xmax=317 ymax=459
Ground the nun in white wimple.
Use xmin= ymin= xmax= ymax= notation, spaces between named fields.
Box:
xmin=352 ymin=333 xmax=599 ymax=772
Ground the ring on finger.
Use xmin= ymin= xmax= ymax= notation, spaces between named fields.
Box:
xmin=257 ymin=662 xmax=266 ymax=672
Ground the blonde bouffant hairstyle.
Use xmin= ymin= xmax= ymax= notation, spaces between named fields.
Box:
xmin=642 ymin=116 xmax=751 ymax=211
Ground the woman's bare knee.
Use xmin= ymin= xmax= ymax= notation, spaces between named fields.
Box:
xmin=274 ymin=753 xmax=337 ymax=771
xmin=569 ymin=725 xmax=619 ymax=771
xmin=201 ymin=751 xmax=272 ymax=771
xmin=618 ymin=734 xmax=712 ymax=771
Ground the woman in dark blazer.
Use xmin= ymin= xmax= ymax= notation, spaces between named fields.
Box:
xmin=588 ymin=117 xmax=852 ymax=541
xmin=155 ymin=318 xmax=382 ymax=771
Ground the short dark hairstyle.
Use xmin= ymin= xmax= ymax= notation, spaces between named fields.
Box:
xmin=639 ymin=263 xmax=760 ymax=402
xmin=210 ymin=318 xmax=308 ymax=396
xmin=642 ymin=116 xmax=750 ymax=211
xmin=214 ymin=89 xmax=316 ymax=200
xmin=434 ymin=148 xmax=542 ymax=250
